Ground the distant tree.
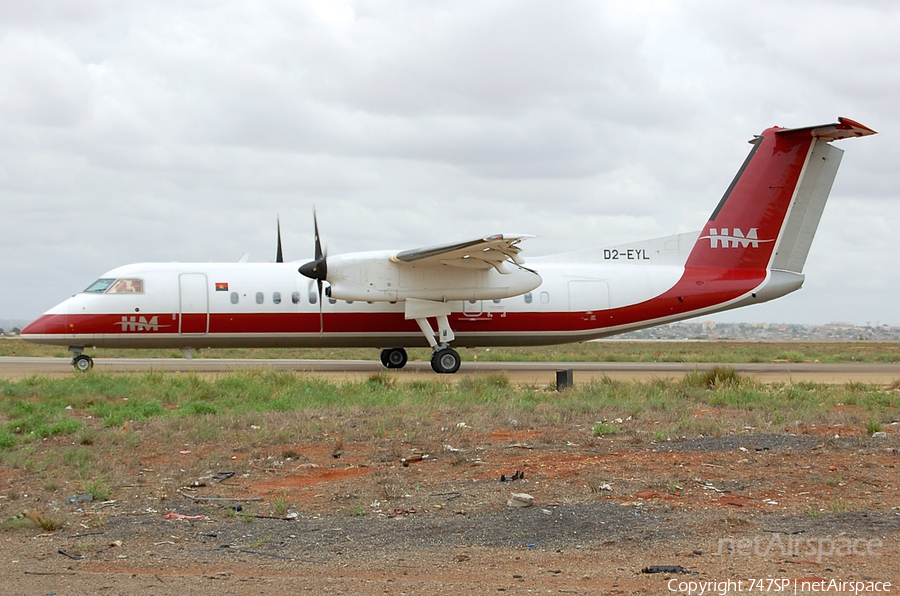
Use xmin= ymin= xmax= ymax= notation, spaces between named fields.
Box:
xmin=11 ymin=327 xmax=21 ymax=335
xmin=0 ymin=328 xmax=5 ymax=335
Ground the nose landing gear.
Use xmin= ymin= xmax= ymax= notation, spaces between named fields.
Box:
xmin=69 ymin=347 xmax=93 ymax=372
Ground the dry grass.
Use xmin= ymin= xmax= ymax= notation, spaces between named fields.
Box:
xmin=0 ymin=369 xmax=896 ymax=516
xmin=23 ymin=509 xmax=67 ymax=531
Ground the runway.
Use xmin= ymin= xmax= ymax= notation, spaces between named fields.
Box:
xmin=2 ymin=357 xmax=900 ymax=384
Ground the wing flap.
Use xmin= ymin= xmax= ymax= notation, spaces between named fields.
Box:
xmin=391 ymin=234 xmax=534 ymax=271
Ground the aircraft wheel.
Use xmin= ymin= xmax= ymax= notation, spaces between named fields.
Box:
xmin=73 ymin=354 xmax=93 ymax=372
xmin=430 ymin=348 xmax=461 ymax=374
xmin=380 ymin=348 xmax=408 ymax=369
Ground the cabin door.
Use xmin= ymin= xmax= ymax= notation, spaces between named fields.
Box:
xmin=567 ymin=280 xmax=610 ymax=319
xmin=179 ymin=273 xmax=209 ymax=335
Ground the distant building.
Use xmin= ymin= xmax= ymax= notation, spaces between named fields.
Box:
xmin=620 ymin=321 xmax=900 ymax=341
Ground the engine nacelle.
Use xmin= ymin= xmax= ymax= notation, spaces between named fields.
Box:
xmin=325 ymin=251 xmax=541 ymax=302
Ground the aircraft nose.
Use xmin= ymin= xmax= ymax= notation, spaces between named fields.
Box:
xmin=21 ymin=313 xmax=67 ymax=337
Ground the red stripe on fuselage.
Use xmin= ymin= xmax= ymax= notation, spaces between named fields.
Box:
xmin=22 ymin=267 xmax=763 ymax=348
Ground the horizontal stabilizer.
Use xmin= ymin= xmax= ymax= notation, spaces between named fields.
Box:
xmin=776 ymin=117 xmax=877 ymax=141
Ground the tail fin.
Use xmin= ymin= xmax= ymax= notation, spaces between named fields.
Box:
xmin=686 ymin=117 xmax=876 ymax=271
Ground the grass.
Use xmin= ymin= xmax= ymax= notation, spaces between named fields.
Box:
xmin=0 ymin=369 xmax=897 ymax=506
xmin=865 ymin=420 xmax=883 ymax=434
xmin=6 ymin=338 xmax=900 ymax=364
xmin=592 ymin=422 xmax=620 ymax=437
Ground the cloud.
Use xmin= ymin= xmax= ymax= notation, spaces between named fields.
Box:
xmin=0 ymin=0 xmax=897 ymax=326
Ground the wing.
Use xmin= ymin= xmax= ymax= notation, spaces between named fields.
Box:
xmin=391 ymin=234 xmax=534 ymax=273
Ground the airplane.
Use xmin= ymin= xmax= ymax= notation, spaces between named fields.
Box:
xmin=22 ymin=117 xmax=876 ymax=374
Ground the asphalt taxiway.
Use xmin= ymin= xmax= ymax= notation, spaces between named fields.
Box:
xmin=2 ymin=357 xmax=899 ymax=384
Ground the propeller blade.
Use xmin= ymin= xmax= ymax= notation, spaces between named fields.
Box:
xmin=298 ymin=210 xmax=328 ymax=333
xmin=317 ymin=279 xmax=324 ymax=334
xmin=313 ymin=210 xmax=323 ymax=261
xmin=299 ymin=210 xmax=328 ymax=281
xmin=275 ymin=217 xmax=284 ymax=263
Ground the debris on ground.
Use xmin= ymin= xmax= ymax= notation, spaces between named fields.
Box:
xmin=178 ymin=491 xmax=263 ymax=502
xmin=64 ymin=493 xmax=94 ymax=505
xmin=58 ymin=549 xmax=85 ymax=560
xmin=500 ymin=470 xmax=524 ymax=482
xmin=401 ymin=454 xmax=429 ymax=466
xmin=507 ymin=493 xmax=534 ymax=508
xmin=164 ymin=513 xmax=206 ymax=520
xmin=642 ymin=565 xmax=689 ymax=574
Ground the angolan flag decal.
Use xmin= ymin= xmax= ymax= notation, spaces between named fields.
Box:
xmin=215 ymin=282 xmax=229 ymax=291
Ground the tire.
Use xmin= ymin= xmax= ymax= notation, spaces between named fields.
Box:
xmin=430 ymin=348 xmax=460 ymax=374
xmin=387 ymin=348 xmax=408 ymax=369
xmin=73 ymin=354 xmax=93 ymax=372
xmin=380 ymin=348 xmax=408 ymax=369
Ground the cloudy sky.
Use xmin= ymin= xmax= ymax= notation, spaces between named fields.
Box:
xmin=1 ymin=0 xmax=896 ymax=326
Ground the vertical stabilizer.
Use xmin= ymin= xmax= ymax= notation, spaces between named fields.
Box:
xmin=685 ymin=118 xmax=875 ymax=272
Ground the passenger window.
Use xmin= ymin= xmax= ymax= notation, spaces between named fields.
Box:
xmin=256 ymin=292 xmax=264 ymax=304
xmin=273 ymin=292 xmax=281 ymax=305
xmin=540 ymin=291 xmax=550 ymax=304
xmin=524 ymin=292 xmax=533 ymax=304
xmin=231 ymin=292 xmax=239 ymax=304
xmin=345 ymin=300 xmax=353 ymax=304
xmin=328 ymin=298 xmax=337 ymax=304
xmin=309 ymin=292 xmax=318 ymax=304
xmin=292 ymin=292 xmax=301 ymax=304
xmin=492 ymin=299 xmax=500 ymax=304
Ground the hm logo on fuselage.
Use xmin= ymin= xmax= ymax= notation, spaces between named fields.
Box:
xmin=116 ymin=316 xmax=168 ymax=332
xmin=701 ymin=228 xmax=775 ymax=249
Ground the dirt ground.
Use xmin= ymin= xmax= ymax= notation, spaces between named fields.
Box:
xmin=1 ymin=414 xmax=898 ymax=596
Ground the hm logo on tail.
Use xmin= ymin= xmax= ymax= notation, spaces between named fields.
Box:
xmin=701 ymin=228 xmax=775 ymax=249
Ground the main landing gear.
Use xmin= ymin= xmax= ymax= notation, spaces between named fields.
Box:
xmin=379 ymin=345 xmax=461 ymax=374
xmin=430 ymin=347 xmax=461 ymax=374
xmin=409 ymin=298 xmax=462 ymax=375
xmin=380 ymin=347 xmax=408 ymax=369
xmin=69 ymin=347 xmax=93 ymax=372
xmin=379 ymin=299 xmax=464 ymax=374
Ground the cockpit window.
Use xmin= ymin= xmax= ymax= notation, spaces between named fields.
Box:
xmin=83 ymin=278 xmax=144 ymax=294
xmin=107 ymin=279 xmax=143 ymax=294
xmin=84 ymin=279 xmax=115 ymax=293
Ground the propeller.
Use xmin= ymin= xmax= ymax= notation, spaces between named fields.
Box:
xmin=298 ymin=210 xmax=327 ymax=332
xmin=275 ymin=216 xmax=284 ymax=263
